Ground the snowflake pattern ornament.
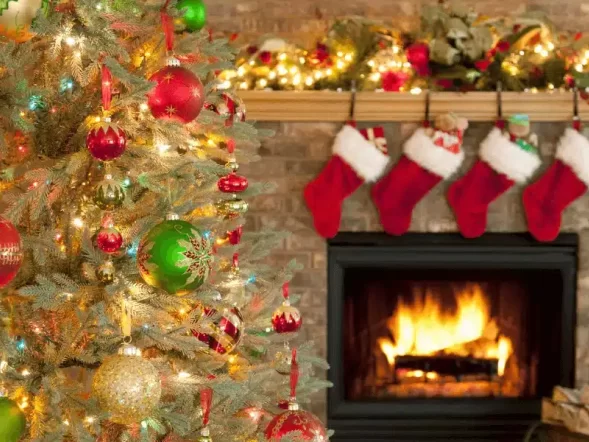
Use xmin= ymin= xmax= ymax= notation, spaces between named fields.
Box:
xmin=147 ymin=58 xmax=205 ymax=124
xmin=137 ymin=213 xmax=213 ymax=295
xmin=265 ymin=349 xmax=327 ymax=441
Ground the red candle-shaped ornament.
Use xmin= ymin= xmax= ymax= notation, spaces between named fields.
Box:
xmin=0 ymin=217 xmax=23 ymax=288
xmin=271 ymin=282 xmax=302 ymax=334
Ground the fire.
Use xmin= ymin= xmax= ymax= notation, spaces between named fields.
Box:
xmin=377 ymin=283 xmax=513 ymax=377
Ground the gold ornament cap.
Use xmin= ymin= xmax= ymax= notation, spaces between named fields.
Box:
xmin=118 ymin=344 xmax=141 ymax=357
xmin=166 ymin=212 xmax=180 ymax=221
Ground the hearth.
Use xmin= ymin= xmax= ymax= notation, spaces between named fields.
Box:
xmin=327 ymin=233 xmax=578 ymax=442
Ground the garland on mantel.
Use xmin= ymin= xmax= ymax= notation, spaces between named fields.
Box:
xmin=218 ymin=3 xmax=589 ymax=94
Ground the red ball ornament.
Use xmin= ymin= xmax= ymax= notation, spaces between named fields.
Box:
xmin=272 ymin=302 xmax=302 ymax=334
xmin=147 ymin=59 xmax=205 ymax=124
xmin=272 ymin=282 xmax=302 ymax=333
xmin=0 ymin=217 xmax=23 ymax=288
xmin=96 ymin=215 xmax=123 ymax=254
xmin=86 ymin=118 xmax=127 ymax=161
xmin=96 ymin=227 xmax=123 ymax=254
xmin=265 ymin=349 xmax=327 ymax=441
xmin=190 ymin=304 xmax=243 ymax=354
xmin=217 ymin=173 xmax=248 ymax=193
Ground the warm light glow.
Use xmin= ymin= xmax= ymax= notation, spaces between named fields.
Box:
xmin=65 ymin=36 xmax=77 ymax=47
xmin=278 ymin=53 xmax=287 ymax=61
xmin=72 ymin=217 xmax=84 ymax=228
xmin=63 ymin=419 xmax=70 ymax=426
xmin=259 ymin=78 xmax=268 ymax=88
xmin=410 ymin=87 xmax=422 ymax=95
xmin=534 ymin=44 xmax=543 ymax=54
xmin=305 ymin=76 xmax=314 ymax=86
xmin=157 ymin=144 xmax=170 ymax=154
xmin=139 ymin=103 xmax=149 ymax=112
xmin=576 ymin=63 xmax=584 ymax=72
xmin=178 ymin=371 xmax=191 ymax=379
xmin=21 ymin=368 xmax=31 ymax=377
xmin=268 ymin=71 xmax=277 ymax=80
xmin=547 ymin=42 xmax=555 ymax=50
xmin=0 ymin=361 xmax=7 ymax=373
xmin=237 ymin=66 xmax=245 ymax=77
xmin=377 ymin=284 xmax=513 ymax=377
xmin=85 ymin=416 xmax=95 ymax=424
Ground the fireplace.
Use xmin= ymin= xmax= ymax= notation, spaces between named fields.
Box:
xmin=327 ymin=233 xmax=578 ymax=442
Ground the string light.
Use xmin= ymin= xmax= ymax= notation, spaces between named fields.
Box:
xmin=178 ymin=371 xmax=191 ymax=379
xmin=65 ymin=36 xmax=77 ymax=47
xmin=63 ymin=419 xmax=70 ymax=426
xmin=0 ymin=361 xmax=7 ymax=373
xmin=84 ymin=416 xmax=95 ymax=424
xmin=157 ymin=144 xmax=170 ymax=154
xmin=20 ymin=368 xmax=31 ymax=377
xmin=72 ymin=217 xmax=84 ymax=228
xmin=16 ymin=338 xmax=26 ymax=352
xmin=410 ymin=87 xmax=422 ymax=95
xmin=139 ymin=102 xmax=149 ymax=112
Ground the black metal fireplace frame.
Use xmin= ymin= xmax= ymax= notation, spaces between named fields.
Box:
xmin=327 ymin=232 xmax=578 ymax=442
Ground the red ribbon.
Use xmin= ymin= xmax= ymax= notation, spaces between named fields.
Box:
xmin=232 ymin=252 xmax=239 ymax=269
xmin=282 ymin=282 xmax=289 ymax=300
xmin=290 ymin=348 xmax=299 ymax=399
xmin=161 ymin=0 xmax=174 ymax=52
xmin=201 ymin=387 xmax=213 ymax=426
xmin=101 ymin=65 xmax=112 ymax=111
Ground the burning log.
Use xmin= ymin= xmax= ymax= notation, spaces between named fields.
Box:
xmin=394 ymin=355 xmax=499 ymax=381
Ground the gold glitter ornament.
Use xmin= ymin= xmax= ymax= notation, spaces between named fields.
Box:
xmin=96 ymin=260 xmax=115 ymax=284
xmin=92 ymin=345 xmax=161 ymax=425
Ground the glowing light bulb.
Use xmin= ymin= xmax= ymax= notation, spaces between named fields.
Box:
xmin=268 ymin=71 xmax=277 ymax=80
xmin=547 ymin=42 xmax=555 ymax=50
xmin=21 ymin=368 xmax=30 ymax=377
xmin=540 ymin=49 xmax=549 ymax=57
xmin=289 ymin=66 xmax=298 ymax=75
xmin=63 ymin=419 xmax=70 ymax=426
xmin=237 ymin=66 xmax=245 ymax=77
xmin=0 ymin=361 xmax=7 ymax=373
xmin=72 ymin=217 xmax=84 ymax=228
xmin=178 ymin=371 xmax=191 ymax=379
xmin=292 ymin=74 xmax=301 ymax=86
xmin=85 ymin=416 xmax=95 ymax=424
xmin=576 ymin=63 xmax=584 ymax=72
xmin=336 ymin=51 xmax=343 ymax=57
xmin=336 ymin=60 xmax=344 ymax=69
xmin=239 ymin=81 xmax=248 ymax=90
xmin=139 ymin=103 xmax=149 ymax=112
xmin=157 ymin=144 xmax=170 ymax=154
xmin=534 ymin=44 xmax=543 ymax=54
xmin=279 ymin=77 xmax=288 ymax=85
xmin=259 ymin=78 xmax=268 ymax=88
xmin=299 ymin=57 xmax=306 ymax=64
xmin=248 ymin=60 xmax=255 ymax=66
xmin=326 ymin=68 xmax=333 ymax=76
xmin=314 ymin=71 xmax=323 ymax=80
xmin=74 ymin=50 xmax=82 ymax=57
xmin=370 ymin=72 xmax=381 ymax=81
xmin=367 ymin=60 xmax=375 ymax=67
xmin=179 ymin=308 xmax=187 ymax=315
xmin=392 ymin=46 xmax=400 ymax=54
xmin=410 ymin=87 xmax=422 ymax=95
xmin=65 ymin=36 xmax=76 ymax=46
xmin=278 ymin=53 xmax=287 ymax=61
xmin=305 ymin=76 xmax=314 ymax=86
xmin=344 ymin=53 xmax=353 ymax=62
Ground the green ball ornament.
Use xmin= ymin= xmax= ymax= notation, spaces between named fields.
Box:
xmin=0 ymin=397 xmax=26 ymax=442
xmin=94 ymin=175 xmax=125 ymax=211
xmin=177 ymin=0 xmax=206 ymax=32
xmin=137 ymin=214 xmax=213 ymax=295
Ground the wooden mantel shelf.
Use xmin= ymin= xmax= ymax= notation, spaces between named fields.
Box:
xmin=238 ymin=90 xmax=589 ymax=122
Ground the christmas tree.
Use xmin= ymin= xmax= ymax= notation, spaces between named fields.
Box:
xmin=0 ymin=1 xmax=330 ymax=441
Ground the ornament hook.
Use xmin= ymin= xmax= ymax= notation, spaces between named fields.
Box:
xmin=348 ymin=80 xmax=357 ymax=123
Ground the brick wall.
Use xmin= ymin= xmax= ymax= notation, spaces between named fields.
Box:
xmin=207 ymin=0 xmax=589 ymax=47
xmin=240 ymin=121 xmax=589 ymax=420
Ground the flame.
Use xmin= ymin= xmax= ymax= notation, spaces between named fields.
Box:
xmin=378 ymin=283 xmax=513 ymax=376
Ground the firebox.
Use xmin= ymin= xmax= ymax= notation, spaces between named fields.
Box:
xmin=327 ymin=233 xmax=577 ymax=442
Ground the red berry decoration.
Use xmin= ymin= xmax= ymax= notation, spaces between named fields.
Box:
xmin=272 ymin=283 xmax=302 ymax=334
xmin=265 ymin=349 xmax=327 ymax=441
xmin=217 ymin=173 xmax=248 ymax=193
xmin=147 ymin=58 xmax=205 ymax=124
xmin=86 ymin=118 xmax=127 ymax=161
xmin=96 ymin=215 xmax=123 ymax=254
xmin=227 ymin=226 xmax=243 ymax=245
xmin=190 ymin=304 xmax=243 ymax=354
xmin=0 ymin=217 xmax=23 ymax=288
